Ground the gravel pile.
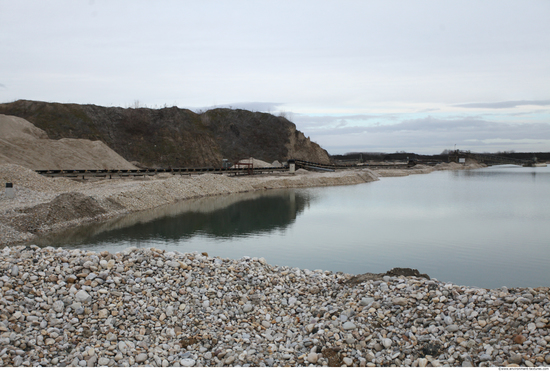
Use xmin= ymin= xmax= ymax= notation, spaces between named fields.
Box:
xmin=233 ymin=158 xmax=273 ymax=168
xmin=433 ymin=161 xmax=485 ymax=171
xmin=0 ymin=115 xmax=137 ymax=171
xmin=0 ymin=245 xmax=548 ymax=367
xmin=0 ymin=164 xmax=84 ymax=219
xmin=0 ymin=164 xmax=80 ymax=194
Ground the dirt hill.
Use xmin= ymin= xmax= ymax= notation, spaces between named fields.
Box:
xmin=0 ymin=100 xmax=330 ymax=168
xmin=0 ymin=114 xmax=137 ymax=170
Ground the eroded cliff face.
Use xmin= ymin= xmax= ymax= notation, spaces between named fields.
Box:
xmin=286 ymin=124 xmax=330 ymax=164
xmin=0 ymin=100 xmax=332 ymax=168
xmin=199 ymin=108 xmax=330 ymax=165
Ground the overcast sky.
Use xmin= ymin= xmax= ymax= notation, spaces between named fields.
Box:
xmin=1 ymin=0 xmax=549 ymax=155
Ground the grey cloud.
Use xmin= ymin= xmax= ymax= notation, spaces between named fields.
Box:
xmin=322 ymin=127 xmax=550 ymax=155
xmin=294 ymin=114 xmax=383 ymax=129
xmin=365 ymin=117 xmax=496 ymax=133
xmin=309 ymin=125 xmax=372 ymax=136
xmin=454 ymin=100 xmax=550 ymax=109
xmin=305 ymin=117 xmax=490 ymax=135
xmin=335 ymin=120 xmax=348 ymax=128
xmin=227 ymin=102 xmax=284 ymax=112
xmin=297 ymin=115 xmax=501 ymax=137
xmin=296 ymin=114 xmax=379 ymax=123
xmin=0 ymin=83 xmax=6 ymax=89
xmin=315 ymin=117 xmax=550 ymax=139
xmin=309 ymin=116 xmax=550 ymax=156
xmin=508 ymin=109 xmax=550 ymax=117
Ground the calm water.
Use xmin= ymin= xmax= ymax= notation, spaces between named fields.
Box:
xmin=34 ymin=165 xmax=550 ymax=289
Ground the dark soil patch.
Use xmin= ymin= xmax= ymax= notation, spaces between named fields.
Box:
xmin=345 ymin=267 xmax=430 ymax=285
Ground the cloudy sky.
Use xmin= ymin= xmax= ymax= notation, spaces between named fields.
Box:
xmin=1 ymin=0 xmax=549 ymax=155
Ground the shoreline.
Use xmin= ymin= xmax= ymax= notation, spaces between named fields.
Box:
xmin=0 ymin=161 xmax=483 ymax=247
xmin=0 ymin=245 xmax=548 ymax=367
xmin=2 ymin=161 xmax=549 ymax=367
xmin=0 ymin=165 xmax=378 ymax=246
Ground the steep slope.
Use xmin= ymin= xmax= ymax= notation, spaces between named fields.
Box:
xmin=0 ymin=100 xmax=330 ymax=168
xmin=0 ymin=114 xmax=137 ymax=170
xmin=200 ymin=108 xmax=330 ymax=165
xmin=286 ymin=124 xmax=331 ymax=163
xmin=0 ymin=101 xmax=219 ymax=168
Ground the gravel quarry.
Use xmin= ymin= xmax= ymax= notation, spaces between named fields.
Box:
xmin=3 ymin=160 xmax=547 ymax=368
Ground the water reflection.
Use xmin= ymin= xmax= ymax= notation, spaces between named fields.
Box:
xmin=33 ymin=189 xmax=314 ymax=247
xmin=452 ymin=165 xmax=550 ymax=181
xmin=31 ymin=166 xmax=550 ymax=289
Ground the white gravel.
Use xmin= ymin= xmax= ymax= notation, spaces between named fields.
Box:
xmin=0 ymin=245 xmax=548 ymax=367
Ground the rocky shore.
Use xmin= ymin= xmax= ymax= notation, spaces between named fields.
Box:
xmin=1 ymin=245 xmax=549 ymax=367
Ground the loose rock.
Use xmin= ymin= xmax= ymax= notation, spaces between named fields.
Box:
xmin=0 ymin=245 xmax=548 ymax=367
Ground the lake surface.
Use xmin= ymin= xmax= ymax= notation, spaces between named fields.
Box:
xmin=35 ymin=165 xmax=550 ymax=289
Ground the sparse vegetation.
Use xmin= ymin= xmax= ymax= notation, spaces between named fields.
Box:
xmin=0 ymin=100 xmax=329 ymax=168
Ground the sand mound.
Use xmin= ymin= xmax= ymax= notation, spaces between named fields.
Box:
xmin=0 ymin=114 xmax=137 ymax=170
xmin=233 ymin=158 xmax=273 ymax=168
xmin=374 ymin=169 xmax=410 ymax=177
xmin=434 ymin=162 xmax=465 ymax=170
xmin=7 ymin=192 xmax=118 ymax=233
xmin=0 ymin=114 xmax=49 ymax=140
xmin=34 ymin=192 xmax=108 ymax=224
xmin=0 ymin=163 xmax=78 ymax=192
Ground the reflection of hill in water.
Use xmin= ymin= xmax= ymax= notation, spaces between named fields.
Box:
xmin=34 ymin=189 xmax=314 ymax=247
